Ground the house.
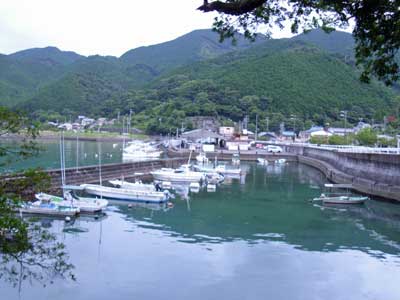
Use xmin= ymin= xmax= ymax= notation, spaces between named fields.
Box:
xmin=310 ymin=130 xmax=333 ymax=137
xmin=281 ymin=131 xmax=296 ymax=141
xmin=219 ymin=126 xmax=235 ymax=137
xmin=353 ymin=121 xmax=371 ymax=133
xmin=328 ymin=127 xmax=354 ymax=136
xmin=81 ymin=118 xmax=95 ymax=127
xmin=181 ymin=128 xmax=225 ymax=146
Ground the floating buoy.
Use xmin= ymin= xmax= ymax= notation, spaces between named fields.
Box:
xmin=167 ymin=202 xmax=174 ymax=207
xmin=128 ymin=204 xmax=132 ymax=209
xmin=65 ymin=216 xmax=71 ymax=222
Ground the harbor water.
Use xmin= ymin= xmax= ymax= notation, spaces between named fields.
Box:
xmin=1 ymin=155 xmax=400 ymax=300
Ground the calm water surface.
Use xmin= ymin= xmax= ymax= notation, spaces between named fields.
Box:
xmin=1 ymin=162 xmax=400 ymax=300
xmin=0 ymin=139 xmax=123 ymax=173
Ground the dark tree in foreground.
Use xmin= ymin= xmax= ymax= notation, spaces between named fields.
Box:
xmin=0 ymin=106 xmax=74 ymax=289
xmin=198 ymin=0 xmax=400 ymax=85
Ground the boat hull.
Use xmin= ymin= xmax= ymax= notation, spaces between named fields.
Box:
xmin=81 ymin=184 xmax=169 ymax=203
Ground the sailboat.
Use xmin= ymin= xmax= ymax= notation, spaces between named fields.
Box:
xmin=35 ymin=133 xmax=108 ymax=213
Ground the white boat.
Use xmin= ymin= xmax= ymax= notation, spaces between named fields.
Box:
xmin=257 ymin=158 xmax=268 ymax=165
xmin=35 ymin=191 xmax=108 ymax=213
xmin=312 ymin=183 xmax=368 ymax=204
xmin=151 ymin=164 xmax=205 ymax=183
xmin=313 ymin=194 xmax=368 ymax=204
xmin=122 ymin=141 xmax=162 ymax=161
xmin=80 ymin=184 xmax=169 ymax=203
xmin=275 ymin=158 xmax=286 ymax=164
xmin=18 ymin=200 xmax=80 ymax=216
xmin=196 ymin=152 xmax=209 ymax=163
xmin=109 ymin=179 xmax=157 ymax=191
xmin=232 ymin=153 xmax=240 ymax=165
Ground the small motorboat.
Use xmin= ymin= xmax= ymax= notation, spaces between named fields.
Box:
xmin=35 ymin=191 xmax=108 ymax=213
xmin=312 ymin=183 xmax=369 ymax=204
xmin=313 ymin=194 xmax=368 ymax=204
xmin=151 ymin=164 xmax=205 ymax=183
xmin=18 ymin=200 xmax=80 ymax=216
xmin=80 ymin=184 xmax=170 ymax=203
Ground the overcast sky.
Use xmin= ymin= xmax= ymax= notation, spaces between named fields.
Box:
xmin=0 ymin=0 xmax=296 ymax=57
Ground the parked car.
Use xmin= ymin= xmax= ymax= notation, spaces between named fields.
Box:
xmin=264 ymin=145 xmax=283 ymax=153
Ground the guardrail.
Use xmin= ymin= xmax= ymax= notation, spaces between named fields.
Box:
xmin=274 ymin=141 xmax=400 ymax=155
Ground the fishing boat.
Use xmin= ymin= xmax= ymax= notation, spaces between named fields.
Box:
xmin=80 ymin=184 xmax=170 ymax=203
xmin=18 ymin=200 xmax=80 ymax=216
xmin=35 ymin=189 xmax=108 ymax=213
xmin=313 ymin=184 xmax=369 ymax=204
xmin=151 ymin=164 xmax=205 ymax=183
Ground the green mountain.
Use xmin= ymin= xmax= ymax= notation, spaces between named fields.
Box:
xmin=1 ymin=29 xmax=399 ymax=133
xmin=0 ymin=47 xmax=83 ymax=105
xmin=120 ymin=29 xmax=265 ymax=73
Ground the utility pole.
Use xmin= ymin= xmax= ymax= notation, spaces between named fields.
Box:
xmin=255 ymin=114 xmax=258 ymax=142
xmin=340 ymin=110 xmax=348 ymax=144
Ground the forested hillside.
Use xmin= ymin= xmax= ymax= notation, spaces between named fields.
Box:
xmin=1 ymin=29 xmax=399 ymax=133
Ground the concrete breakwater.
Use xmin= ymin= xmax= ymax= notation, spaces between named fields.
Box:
xmin=1 ymin=158 xmax=187 ymax=196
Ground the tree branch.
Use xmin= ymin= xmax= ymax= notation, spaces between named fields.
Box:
xmin=198 ymin=0 xmax=266 ymax=15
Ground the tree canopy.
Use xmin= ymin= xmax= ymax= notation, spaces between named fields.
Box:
xmin=198 ymin=0 xmax=400 ymax=85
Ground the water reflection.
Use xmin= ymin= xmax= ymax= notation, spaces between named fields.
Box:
xmin=0 ymin=222 xmax=75 ymax=293
xmin=3 ymin=162 xmax=400 ymax=300
xmin=116 ymin=163 xmax=400 ymax=256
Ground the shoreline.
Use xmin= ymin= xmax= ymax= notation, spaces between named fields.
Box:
xmin=0 ymin=131 xmax=151 ymax=143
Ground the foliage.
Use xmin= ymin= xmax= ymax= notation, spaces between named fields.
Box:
xmin=355 ymin=128 xmax=378 ymax=146
xmin=199 ymin=0 xmax=400 ymax=85
xmin=328 ymin=135 xmax=349 ymax=145
xmin=309 ymin=135 xmax=329 ymax=145
xmin=0 ymin=106 xmax=74 ymax=288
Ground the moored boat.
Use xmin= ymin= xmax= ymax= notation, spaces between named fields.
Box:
xmin=18 ymin=201 xmax=80 ymax=216
xmin=80 ymin=184 xmax=169 ymax=203
xmin=151 ymin=164 xmax=204 ymax=183
xmin=35 ymin=191 xmax=108 ymax=213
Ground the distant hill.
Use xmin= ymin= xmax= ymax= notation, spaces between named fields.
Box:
xmin=0 ymin=47 xmax=83 ymax=105
xmin=293 ymin=29 xmax=355 ymax=57
xmin=9 ymin=46 xmax=83 ymax=66
xmin=120 ymin=29 xmax=266 ymax=73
